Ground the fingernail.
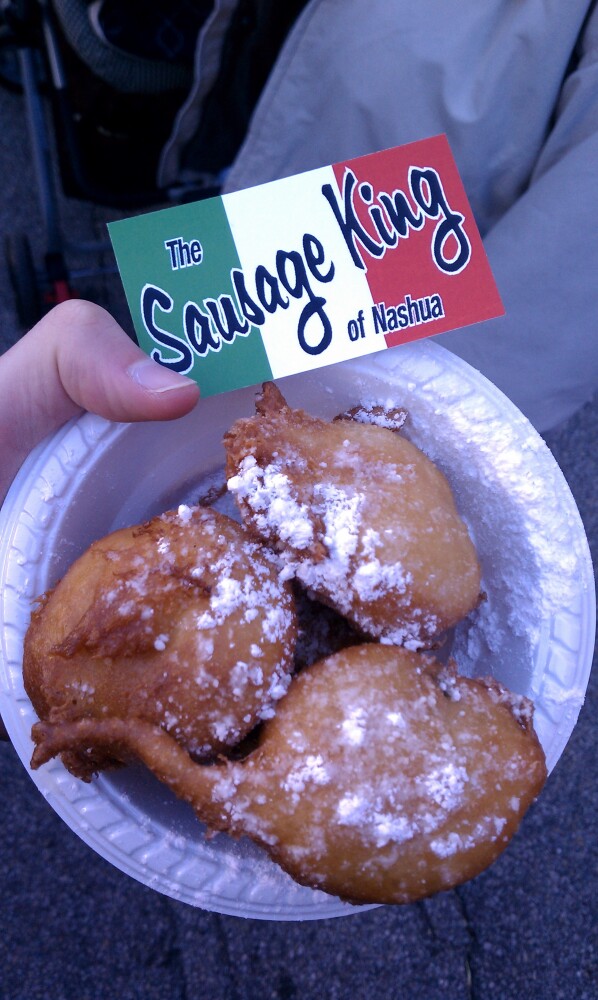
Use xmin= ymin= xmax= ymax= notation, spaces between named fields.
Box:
xmin=128 ymin=359 xmax=196 ymax=393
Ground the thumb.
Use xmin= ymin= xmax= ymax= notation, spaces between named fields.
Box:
xmin=38 ymin=299 xmax=199 ymax=422
xmin=0 ymin=300 xmax=199 ymax=500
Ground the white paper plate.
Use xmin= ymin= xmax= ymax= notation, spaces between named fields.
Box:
xmin=0 ymin=340 xmax=594 ymax=919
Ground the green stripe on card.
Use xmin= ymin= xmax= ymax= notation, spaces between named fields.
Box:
xmin=108 ymin=197 xmax=272 ymax=397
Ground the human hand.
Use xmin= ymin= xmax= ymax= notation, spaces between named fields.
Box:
xmin=0 ymin=299 xmax=199 ymax=505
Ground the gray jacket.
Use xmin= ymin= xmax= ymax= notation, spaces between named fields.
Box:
xmin=162 ymin=0 xmax=598 ymax=430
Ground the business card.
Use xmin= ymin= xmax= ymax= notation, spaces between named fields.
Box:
xmin=109 ymin=134 xmax=504 ymax=397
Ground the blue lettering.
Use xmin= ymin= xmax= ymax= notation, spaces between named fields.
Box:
xmin=371 ymin=293 xmax=445 ymax=332
xmin=372 ymin=302 xmax=387 ymax=334
xmin=141 ymin=283 xmax=193 ymax=373
xmin=183 ymin=301 xmax=220 ymax=355
xmin=323 ymin=165 xmax=471 ymax=275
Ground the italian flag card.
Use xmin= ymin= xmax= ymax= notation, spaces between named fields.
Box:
xmin=109 ymin=134 xmax=504 ymax=398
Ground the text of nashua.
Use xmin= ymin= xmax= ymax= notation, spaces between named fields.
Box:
xmin=142 ymin=165 xmax=472 ymax=372
xmin=372 ymin=293 xmax=445 ymax=333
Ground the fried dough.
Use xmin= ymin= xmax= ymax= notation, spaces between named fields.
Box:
xmin=224 ymin=382 xmax=481 ymax=648
xmin=23 ymin=505 xmax=297 ymax=778
xmin=31 ymin=644 xmax=547 ymax=905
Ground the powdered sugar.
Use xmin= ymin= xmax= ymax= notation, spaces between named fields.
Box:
xmin=281 ymin=755 xmax=330 ymax=805
xmin=176 ymin=504 xmax=194 ymax=524
xmin=193 ymin=545 xmax=293 ymax=651
xmin=227 ymin=450 xmax=431 ymax=646
xmin=230 ymin=661 xmax=264 ymax=697
xmin=353 ymin=528 xmax=412 ymax=603
xmin=418 ymin=761 xmax=469 ymax=811
xmin=429 ymin=815 xmax=507 ymax=858
xmin=317 ymin=483 xmax=363 ymax=563
xmin=336 ymin=794 xmax=415 ymax=848
xmin=228 ymin=457 xmax=314 ymax=550
xmin=340 ymin=707 xmax=368 ymax=746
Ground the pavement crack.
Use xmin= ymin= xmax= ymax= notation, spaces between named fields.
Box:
xmin=415 ymin=898 xmax=440 ymax=941
xmin=454 ymin=888 xmax=480 ymax=1000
